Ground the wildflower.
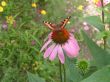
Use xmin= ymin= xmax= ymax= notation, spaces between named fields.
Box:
xmin=2 ymin=21 xmax=8 ymax=30
xmin=77 ymin=5 xmax=84 ymax=11
xmin=83 ymin=22 xmax=89 ymax=31
xmin=6 ymin=16 xmax=15 ymax=24
xmin=41 ymin=16 xmax=80 ymax=64
xmin=31 ymin=40 xmax=36 ymax=46
xmin=40 ymin=10 xmax=47 ymax=15
xmin=93 ymin=0 xmax=99 ymax=3
xmin=1 ymin=1 xmax=7 ymax=7
xmin=0 ymin=6 xmax=3 ymax=12
xmin=32 ymin=2 xmax=37 ymax=8
xmin=94 ymin=0 xmax=102 ymax=7
xmin=93 ymin=0 xmax=110 ymax=7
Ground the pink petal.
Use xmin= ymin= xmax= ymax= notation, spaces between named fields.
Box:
xmin=95 ymin=0 xmax=110 ymax=7
xmin=57 ymin=45 xmax=65 ymax=64
xmin=69 ymin=33 xmax=75 ymax=39
xmin=40 ymin=39 xmax=52 ymax=52
xmin=69 ymin=34 xmax=80 ymax=51
xmin=96 ymin=1 xmax=102 ymax=7
xmin=62 ymin=43 xmax=74 ymax=58
xmin=49 ymin=45 xmax=59 ymax=61
xmin=44 ymin=32 xmax=52 ymax=41
xmin=48 ymin=32 xmax=52 ymax=39
xmin=84 ymin=26 xmax=89 ymax=31
xmin=44 ymin=44 xmax=56 ymax=58
xmin=69 ymin=37 xmax=80 ymax=51
xmin=68 ymin=40 xmax=79 ymax=57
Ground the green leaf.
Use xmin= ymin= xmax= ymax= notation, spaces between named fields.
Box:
xmin=30 ymin=20 xmax=38 ymax=27
xmin=81 ymin=30 xmax=110 ymax=68
xmin=81 ymin=66 xmax=110 ymax=82
xmin=84 ymin=16 xmax=104 ymax=31
xmin=96 ymin=32 xmax=106 ymax=39
xmin=34 ymin=0 xmax=39 ymax=2
xmin=96 ymin=31 xmax=110 ymax=39
xmin=65 ymin=57 xmax=83 ymax=82
xmin=27 ymin=72 xmax=45 ymax=82
xmin=107 ymin=37 xmax=110 ymax=46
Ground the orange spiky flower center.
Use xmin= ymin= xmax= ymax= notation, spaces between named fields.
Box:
xmin=51 ymin=28 xmax=69 ymax=44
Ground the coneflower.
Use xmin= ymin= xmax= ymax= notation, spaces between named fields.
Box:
xmin=41 ymin=16 xmax=80 ymax=64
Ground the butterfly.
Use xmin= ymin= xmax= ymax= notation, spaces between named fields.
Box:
xmin=43 ymin=16 xmax=71 ymax=31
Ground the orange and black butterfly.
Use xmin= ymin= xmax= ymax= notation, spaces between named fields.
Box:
xmin=43 ymin=16 xmax=71 ymax=30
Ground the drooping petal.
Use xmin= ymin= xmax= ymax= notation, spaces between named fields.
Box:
xmin=58 ymin=45 xmax=65 ymax=64
xmin=72 ymin=40 xmax=80 ymax=51
xmin=44 ymin=44 xmax=56 ymax=58
xmin=67 ymin=39 xmax=79 ymax=57
xmin=40 ymin=39 xmax=52 ymax=52
xmin=69 ymin=36 xmax=80 ymax=51
xmin=49 ymin=45 xmax=59 ymax=61
xmin=44 ymin=32 xmax=52 ymax=42
xmin=62 ymin=43 xmax=74 ymax=58
xmin=69 ymin=34 xmax=80 ymax=51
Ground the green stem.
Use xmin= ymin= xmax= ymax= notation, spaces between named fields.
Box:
xmin=103 ymin=37 xmax=106 ymax=49
xmin=101 ymin=0 xmax=106 ymax=49
xmin=101 ymin=0 xmax=104 ymax=23
xmin=63 ymin=64 xmax=66 ymax=82
xmin=59 ymin=60 xmax=63 ymax=82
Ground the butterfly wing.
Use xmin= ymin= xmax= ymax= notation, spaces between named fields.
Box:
xmin=60 ymin=16 xmax=71 ymax=28
xmin=43 ymin=21 xmax=55 ymax=30
xmin=44 ymin=16 xmax=71 ymax=30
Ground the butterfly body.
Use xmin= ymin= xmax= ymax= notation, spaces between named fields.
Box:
xmin=43 ymin=16 xmax=71 ymax=44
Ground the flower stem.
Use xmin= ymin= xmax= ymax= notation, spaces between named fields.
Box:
xmin=59 ymin=60 xmax=63 ymax=82
xmin=101 ymin=0 xmax=106 ymax=49
xmin=63 ymin=64 xmax=66 ymax=82
xmin=101 ymin=0 xmax=104 ymax=23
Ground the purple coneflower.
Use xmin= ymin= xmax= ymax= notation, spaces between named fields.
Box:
xmin=41 ymin=16 xmax=80 ymax=64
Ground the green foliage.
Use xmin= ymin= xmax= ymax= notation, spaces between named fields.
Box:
xmin=0 ymin=0 xmax=110 ymax=82
xmin=84 ymin=16 xmax=104 ymax=31
xmin=81 ymin=66 xmax=110 ymax=82
xmin=96 ymin=31 xmax=110 ymax=39
xmin=81 ymin=30 xmax=110 ymax=68
xmin=104 ymin=4 xmax=110 ymax=23
xmin=27 ymin=72 xmax=45 ymax=82
xmin=65 ymin=57 xmax=83 ymax=82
